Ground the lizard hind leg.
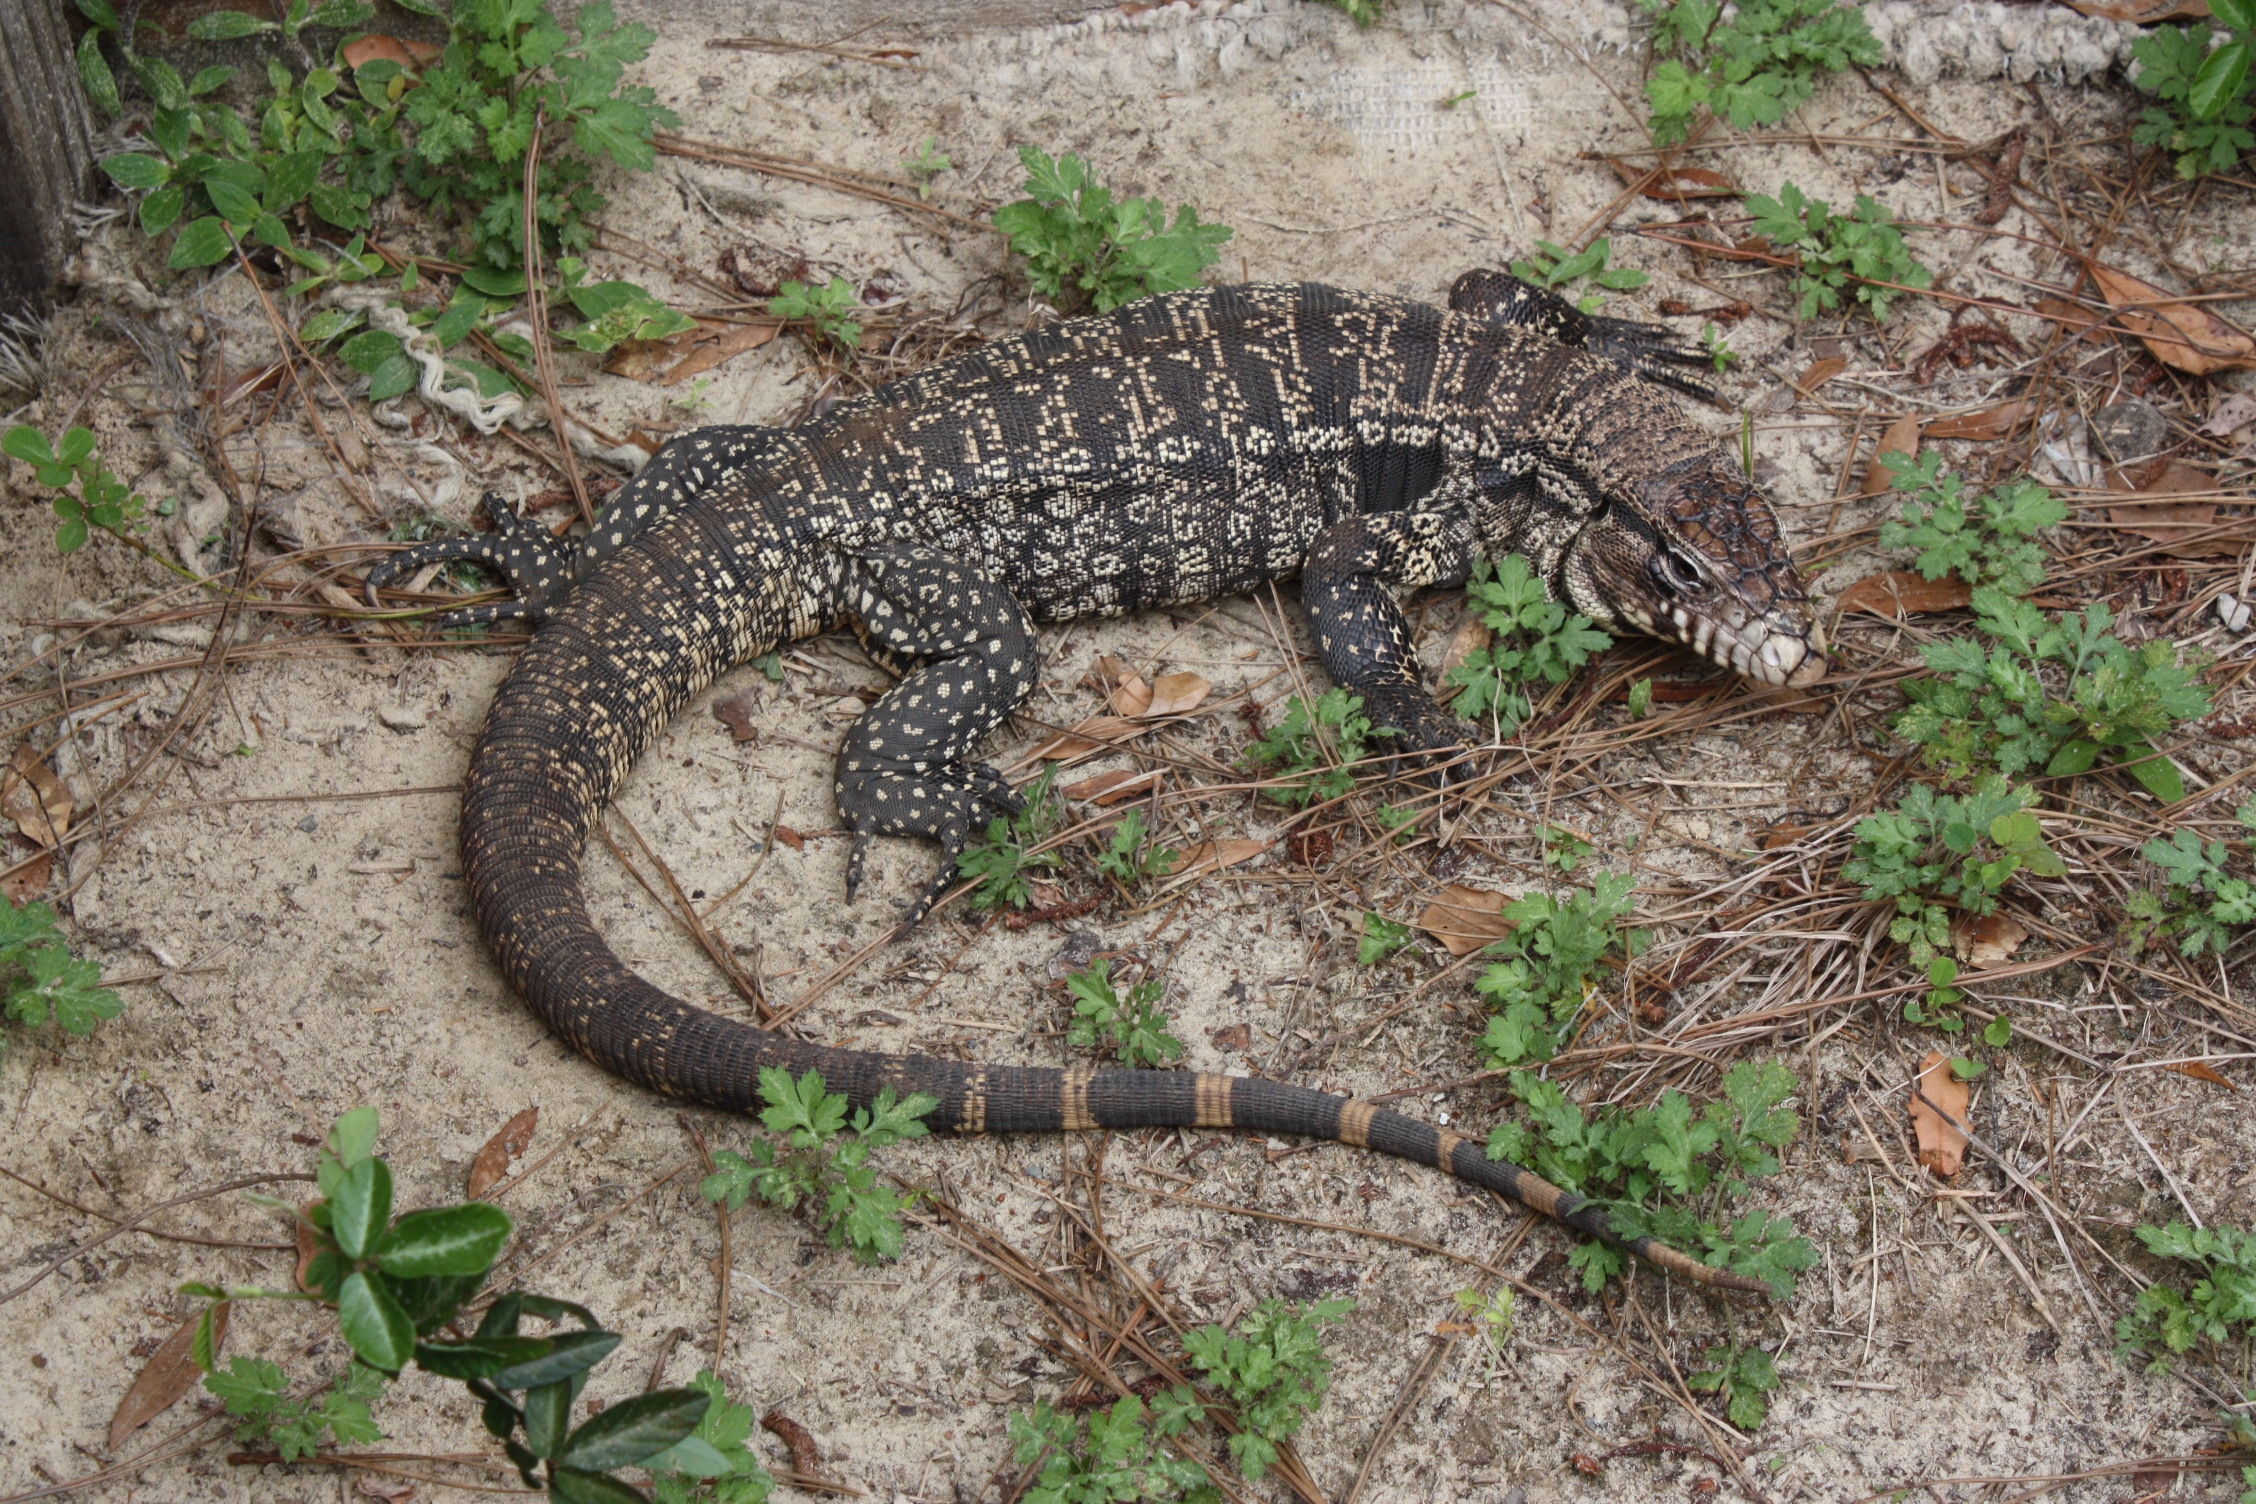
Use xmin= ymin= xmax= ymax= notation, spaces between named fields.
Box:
xmin=832 ymin=542 xmax=1040 ymax=929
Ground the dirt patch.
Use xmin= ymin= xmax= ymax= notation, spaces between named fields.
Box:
xmin=4 ymin=2 xmax=2255 ymax=1501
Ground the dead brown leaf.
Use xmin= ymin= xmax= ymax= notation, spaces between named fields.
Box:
xmin=1795 ymin=356 xmax=1847 ymax=397
xmin=1838 ymin=572 xmax=1974 ymax=618
xmin=1953 ymin=912 xmax=2027 ymax=967
xmin=340 ymin=33 xmax=440 ymax=68
xmin=1864 ymin=413 xmax=1921 ymax=496
xmin=1417 ymin=884 xmax=1517 ymax=956
xmin=2033 ymin=296 xmax=2107 ymax=333
xmin=1210 ymin=1022 xmax=1252 ymax=1052
xmin=2204 ymin=392 xmax=2256 ymax=438
xmin=2 ymin=744 xmax=71 ymax=848
xmin=1173 ymin=838 xmax=1272 ymax=878
xmin=1143 ymin=672 xmax=1212 ymax=718
xmin=712 ymin=692 xmax=760 ymax=743
xmin=1061 ymin=769 xmax=1163 ymax=805
xmin=1926 ymin=400 xmax=2034 ymax=441
xmin=2088 ymin=262 xmax=2256 ymax=376
xmin=2059 ymin=1 xmax=2209 ymax=24
xmin=354 ymin=1477 xmax=416 ymax=1503
xmin=1035 ymin=715 xmax=1143 ymax=762
xmin=1108 ymin=672 xmax=1153 ymax=717
xmin=467 ymin=1106 xmax=539 ymax=1199
xmin=110 ymin=1304 xmax=226 ymax=1451
xmin=2104 ymin=461 xmax=2243 ymax=558
xmin=604 ymin=320 xmax=781 ymax=385
xmin=2168 ymin=1060 xmax=2236 ymax=1089
xmin=295 ymin=1205 xmax=321 ymax=1293
xmin=773 ymin=825 xmax=805 ymax=852
xmin=1 ymin=849 xmax=52 ymax=903
xmin=1910 ymin=1051 xmax=1970 ymax=1178
xmin=1438 ymin=614 xmax=1493 ymax=687
xmin=1605 ymin=158 xmax=1741 ymax=199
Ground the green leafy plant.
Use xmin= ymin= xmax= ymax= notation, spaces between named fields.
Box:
xmin=1095 ymin=809 xmax=1181 ymax=889
xmin=1009 ymin=1391 xmax=1215 ymax=1504
xmin=1446 ymin=554 xmax=1612 ymax=736
xmin=1638 ymin=0 xmax=1881 ymax=145
xmin=1507 ymin=238 xmax=1650 ymax=314
xmin=2127 ymin=801 xmax=2256 ymax=957
xmin=0 ymin=898 xmax=124 ymax=1065
xmin=1182 ymin=1297 xmax=1353 ymax=1482
xmin=1474 ymin=873 xmax=1645 ymax=1067
xmin=185 ymin=1107 xmax=723 ymax=1501
xmin=644 ymin=1370 xmax=776 ymax=1504
xmin=1688 ymin=1343 xmax=1781 ymax=1429
xmin=1541 ymin=824 xmax=1596 ymax=874
xmin=1744 ymin=182 xmax=1931 ymax=322
xmin=701 ymin=1067 xmax=935 ymax=1264
xmin=1065 ymin=960 xmax=1184 ymax=1068
xmin=1483 ymin=1062 xmax=1816 ymax=1297
xmin=1878 ymin=453 xmax=2065 ymax=598
xmin=1324 ymin=0 xmax=1387 ymax=23
xmin=1841 ymin=776 xmax=2066 ymax=1028
xmin=2114 ymin=1221 xmax=2256 ymax=1371
xmin=1893 ymin=589 xmax=2212 ymax=801
xmin=1451 ymin=1286 xmax=1516 ymax=1388
xmin=904 ymin=136 xmax=952 ymax=199
xmin=958 ymin=765 xmax=1064 ymax=910
xmin=1701 ymin=322 xmax=1739 ymax=373
xmin=3 ymin=425 xmax=157 ymax=553
xmin=556 ymin=258 xmax=699 ymax=353
xmin=992 ymin=147 xmax=1233 ymax=314
xmin=767 ymin=277 xmax=864 ymax=352
xmin=1357 ymin=911 xmax=1413 ymax=966
xmin=1241 ymin=688 xmax=1397 ymax=807
xmin=2130 ymin=0 xmax=2256 ymax=179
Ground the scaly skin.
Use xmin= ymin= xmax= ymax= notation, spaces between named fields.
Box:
xmin=374 ymin=279 xmax=1824 ymax=1294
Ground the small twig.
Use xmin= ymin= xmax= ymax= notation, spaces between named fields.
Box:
xmin=522 ymin=108 xmax=593 ymax=530
xmin=0 ymin=1172 xmax=316 ymax=1305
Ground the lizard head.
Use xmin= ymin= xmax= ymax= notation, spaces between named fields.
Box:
xmin=1557 ymin=454 xmax=1826 ymax=688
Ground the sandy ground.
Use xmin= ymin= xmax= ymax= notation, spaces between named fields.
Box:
xmin=4 ymin=1 xmax=2255 ymax=1500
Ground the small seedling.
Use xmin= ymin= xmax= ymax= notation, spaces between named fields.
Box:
xmin=1451 ymin=1286 xmax=1516 ymax=1388
xmin=1241 ymin=687 xmax=1398 ymax=807
xmin=1701 ymin=322 xmax=1739 ymax=373
xmin=1064 ymin=960 xmax=1184 ymax=1067
xmin=1744 ymin=182 xmax=1931 ymax=322
xmin=1326 ymin=0 xmax=1387 ymax=23
xmin=1627 ymin=678 xmax=1655 ymax=718
xmin=1688 ymin=1343 xmax=1781 ymax=1430
xmin=0 ymin=898 xmax=124 ymax=1065
xmin=1508 ymin=238 xmax=1649 ymax=314
xmin=1842 ymin=777 xmax=2065 ymax=1029
xmin=767 ymin=277 xmax=864 ymax=352
xmin=2130 ymin=0 xmax=2256 ymax=178
xmin=1484 ymin=1061 xmax=1815 ymax=1297
xmin=2114 ymin=1220 xmax=2256 ymax=1371
xmin=1639 ymin=0 xmax=1881 ymax=145
xmin=1010 ymin=1390 xmax=1212 ymax=1504
xmin=958 ymin=765 xmax=1064 ymax=910
xmin=904 ymin=135 xmax=952 ymax=198
xmin=203 ymin=1355 xmax=387 ymax=1462
xmin=1878 ymin=452 xmax=2064 ymax=598
xmin=1357 ymin=911 xmax=1413 ymax=966
xmin=4 ymin=425 xmax=156 ymax=553
xmin=1440 ymin=88 xmax=1478 ymax=109
xmin=1095 ymin=809 xmax=1180 ymax=888
xmin=1474 ymin=873 xmax=1644 ymax=1067
xmin=992 ymin=146 xmax=1233 ymax=314
xmin=2128 ymin=801 xmax=2256 ymax=957
xmin=1447 ymin=553 xmax=1612 ymax=735
xmin=701 ymin=1067 xmax=936 ymax=1264
xmin=1182 ymin=1297 xmax=1353 ymax=1482
xmin=1541 ymin=824 xmax=1595 ymax=873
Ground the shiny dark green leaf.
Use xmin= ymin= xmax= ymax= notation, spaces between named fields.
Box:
xmin=329 ymin=1156 xmax=391 ymax=1260
xmin=337 ymin=1270 xmax=414 ymax=1371
xmin=378 ymin=1203 xmax=511 ymax=1278
xmin=556 ymin=1388 xmax=709 ymax=1472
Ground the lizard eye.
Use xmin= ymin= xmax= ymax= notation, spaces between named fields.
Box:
xmin=1651 ymin=548 xmax=1704 ymax=597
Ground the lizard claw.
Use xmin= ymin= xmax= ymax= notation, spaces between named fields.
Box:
xmin=363 ymin=491 xmax=577 ymax=629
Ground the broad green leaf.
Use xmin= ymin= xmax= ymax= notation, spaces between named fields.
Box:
xmin=412 ymin=1335 xmax=550 ymax=1380
xmin=140 ymin=186 xmax=186 ymax=236
xmin=547 ymin=1468 xmax=651 ymax=1504
xmin=337 ymin=329 xmax=404 ymax=375
xmin=485 ymin=1329 xmax=622 ymax=1391
xmin=367 ymin=353 xmax=418 ymax=403
xmin=187 ymin=10 xmax=277 ymax=38
xmin=3 ymin=427 xmax=54 ymax=464
xmin=101 ymin=153 xmax=169 ymax=191
xmin=378 ymin=1203 xmax=512 ymax=1277
xmin=78 ymin=29 xmax=123 ymax=118
xmin=2190 ymin=41 xmax=2252 ymax=122
xmin=524 ymin=1378 xmax=574 ymax=1457
xmin=2126 ymin=747 xmax=2187 ymax=804
xmin=557 ymin=1388 xmax=711 ymax=1471
xmin=329 ymin=1156 xmax=392 ymax=1259
xmin=337 ymin=1270 xmax=414 ymax=1371
xmin=168 ymin=217 xmax=235 ymax=269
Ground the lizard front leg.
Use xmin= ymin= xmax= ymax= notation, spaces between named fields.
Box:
xmin=833 ymin=541 xmax=1040 ymax=929
xmin=1301 ymin=508 xmax=1480 ymax=781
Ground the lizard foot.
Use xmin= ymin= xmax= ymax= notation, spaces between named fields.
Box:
xmin=363 ymin=491 xmax=578 ymax=628
xmin=835 ymin=761 xmax=1025 ymax=929
xmin=1364 ymin=688 xmax=1487 ymax=794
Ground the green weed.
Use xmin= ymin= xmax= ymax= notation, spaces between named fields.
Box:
xmin=644 ymin=1370 xmax=777 ymax=1504
xmin=1893 ymin=589 xmax=2211 ymax=801
xmin=1357 ymin=911 xmax=1413 ymax=966
xmin=701 ymin=1068 xmax=935 ymax=1265
xmin=3 ymin=425 xmax=155 ymax=553
xmin=1324 ymin=0 xmax=1387 ymax=23
xmin=1474 ymin=873 xmax=1645 ymax=1068
xmin=1484 ymin=1062 xmax=1816 ymax=1298
xmin=2130 ymin=0 xmax=2256 ymax=178
xmin=958 ymin=765 xmax=1064 ymax=910
xmin=1877 ymin=452 xmax=2064 ymax=598
xmin=0 ymin=898 xmax=124 ymax=1066
xmin=767 ymin=277 xmax=864 ymax=352
xmin=1011 ymin=1391 xmax=1214 ymax=1504
xmin=1065 ymin=960 xmax=1185 ymax=1068
xmin=904 ymin=136 xmax=952 ymax=199
xmin=1508 ymin=238 xmax=1649 ymax=314
xmin=1688 ymin=1343 xmax=1781 ymax=1429
xmin=1701 ymin=322 xmax=1739 ymax=374
xmin=1183 ymin=1297 xmax=1353 ymax=1482
xmin=992 ymin=147 xmax=1232 ymax=314
xmin=2127 ymin=801 xmax=2256 ymax=957
xmin=1452 ymin=1286 xmax=1516 ymax=1388
xmin=1095 ymin=809 xmax=1180 ymax=889
xmin=1241 ymin=688 xmax=1397 ymax=808
xmin=1638 ymin=0 xmax=1880 ymax=144
xmin=1446 ymin=553 xmax=1612 ymax=736
xmin=1541 ymin=824 xmax=1596 ymax=874
xmin=203 ymin=1355 xmax=386 ymax=1462
xmin=2114 ymin=1221 xmax=2256 ymax=1371
xmin=1744 ymin=182 xmax=1931 ymax=321
xmin=1842 ymin=777 xmax=2065 ymax=1028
